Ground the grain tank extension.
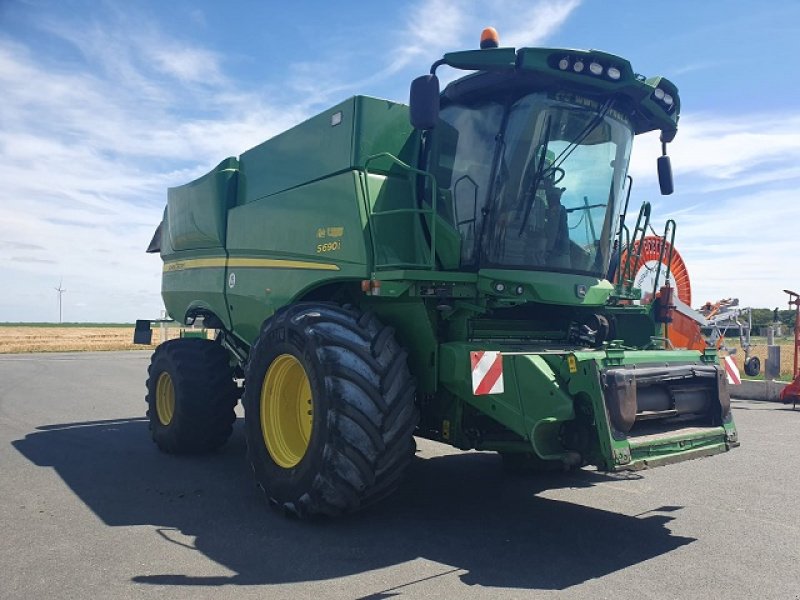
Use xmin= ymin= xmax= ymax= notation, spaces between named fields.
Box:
xmin=138 ymin=30 xmax=738 ymax=517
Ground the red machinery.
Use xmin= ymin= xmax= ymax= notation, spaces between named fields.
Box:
xmin=780 ymin=289 xmax=800 ymax=409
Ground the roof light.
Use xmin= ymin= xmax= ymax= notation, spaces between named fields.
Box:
xmin=607 ymin=66 xmax=621 ymax=80
xmin=573 ymin=60 xmax=584 ymax=73
xmin=589 ymin=62 xmax=603 ymax=76
xmin=654 ymin=88 xmax=665 ymax=100
xmin=558 ymin=57 xmax=570 ymax=70
xmin=480 ymin=27 xmax=499 ymax=49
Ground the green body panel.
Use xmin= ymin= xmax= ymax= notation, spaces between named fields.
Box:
xmin=236 ymin=97 xmax=416 ymax=206
xmin=364 ymin=171 xmax=433 ymax=269
xmin=166 ymin=157 xmax=238 ymax=251
xmin=478 ymin=269 xmax=613 ymax=306
xmin=161 ymin=252 xmax=232 ymax=331
xmin=606 ymin=305 xmax=662 ymax=348
xmin=439 ymin=46 xmax=679 ymax=138
xmin=225 ymin=171 xmax=370 ymax=343
xmin=440 ymin=343 xmax=575 ymax=447
xmin=226 ymin=170 xmax=369 ymax=268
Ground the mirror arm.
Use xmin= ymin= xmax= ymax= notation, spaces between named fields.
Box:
xmin=430 ymin=59 xmax=446 ymax=76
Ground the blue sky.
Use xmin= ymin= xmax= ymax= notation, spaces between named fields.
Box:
xmin=1 ymin=0 xmax=799 ymax=322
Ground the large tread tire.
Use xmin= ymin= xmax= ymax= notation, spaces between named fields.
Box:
xmin=145 ymin=337 xmax=238 ymax=454
xmin=243 ymin=303 xmax=418 ymax=518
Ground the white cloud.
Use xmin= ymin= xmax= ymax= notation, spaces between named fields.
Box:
xmin=501 ymin=0 xmax=582 ymax=49
xmin=624 ymin=110 xmax=800 ymax=308
xmin=630 ymin=112 xmax=800 ymax=189
xmin=289 ymin=0 xmax=584 ymax=106
xmin=0 ymin=10 xmax=305 ymax=322
xmin=654 ymin=188 xmax=800 ymax=309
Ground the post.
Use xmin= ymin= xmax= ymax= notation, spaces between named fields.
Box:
xmin=160 ymin=309 xmax=167 ymax=345
xmin=765 ymin=326 xmax=780 ymax=380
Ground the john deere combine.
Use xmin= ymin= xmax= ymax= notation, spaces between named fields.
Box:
xmin=139 ymin=29 xmax=738 ymax=517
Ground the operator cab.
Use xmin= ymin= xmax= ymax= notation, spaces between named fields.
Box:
xmin=429 ymin=72 xmax=633 ymax=278
xmin=411 ymin=33 xmax=678 ymax=282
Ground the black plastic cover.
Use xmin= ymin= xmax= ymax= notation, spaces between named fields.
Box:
xmin=133 ymin=320 xmax=153 ymax=345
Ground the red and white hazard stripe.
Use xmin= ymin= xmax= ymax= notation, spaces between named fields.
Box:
xmin=470 ymin=350 xmax=504 ymax=395
xmin=723 ymin=355 xmax=741 ymax=385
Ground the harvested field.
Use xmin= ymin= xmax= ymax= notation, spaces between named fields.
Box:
xmin=0 ymin=325 xmax=208 ymax=354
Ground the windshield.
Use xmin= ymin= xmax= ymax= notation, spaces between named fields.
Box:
xmin=433 ymin=91 xmax=633 ymax=277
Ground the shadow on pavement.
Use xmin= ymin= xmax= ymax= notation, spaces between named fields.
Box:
xmin=12 ymin=417 xmax=693 ymax=591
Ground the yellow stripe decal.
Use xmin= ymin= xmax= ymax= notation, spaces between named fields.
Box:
xmin=163 ymin=257 xmax=340 ymax=273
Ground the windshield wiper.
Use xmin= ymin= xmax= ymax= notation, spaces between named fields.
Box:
xmin=549 ymin=99 xmax=613 ymax=173
xmin=517 ymin=114 xmax=552 ymax=235
xmin=518 ymin=100 xmax=613 ymax=235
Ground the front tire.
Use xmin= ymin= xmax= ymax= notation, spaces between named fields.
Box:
xmin=145 ymin=337 xmax=238 ymax=453
xmin=243 ymin=303 xmax=418 ymax=517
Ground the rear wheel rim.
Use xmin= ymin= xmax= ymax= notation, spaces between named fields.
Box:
xmin=155 ymin=372 xmax=175 ymax=426
xmin=261 ymin=354 xmax=313 ymax=468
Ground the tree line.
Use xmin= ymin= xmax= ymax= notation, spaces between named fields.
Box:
xmin=750 ymin=308 xmax=796 ymax=331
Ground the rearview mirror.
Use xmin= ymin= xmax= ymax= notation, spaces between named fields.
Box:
xmin=409 ymin=74 xmax=440 ymax=130
xmin=657 ymin=155 xmax=674 ymax=195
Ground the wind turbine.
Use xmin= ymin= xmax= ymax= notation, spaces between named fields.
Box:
xmin=55 ymin=279 xmax=66 ymax=323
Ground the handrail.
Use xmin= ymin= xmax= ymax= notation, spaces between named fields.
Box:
xmin=651 ymin=219 xmax=676 ymax=300
xmin=618 ymin=201 xmax=651 ymax=295
xmin=363 ymin=152 xmax=439 ymax=271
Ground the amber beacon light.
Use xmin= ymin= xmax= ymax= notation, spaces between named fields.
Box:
xmin=480 ymin=27 xmax=499 ymax=49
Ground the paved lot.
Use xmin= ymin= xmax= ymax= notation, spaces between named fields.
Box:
xmin=0 ymin=351 xmax=798 ymax=599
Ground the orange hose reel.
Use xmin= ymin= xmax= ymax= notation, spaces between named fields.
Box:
xmin=619 ymin=236 xmax=691 ymax=306
xmin=618 ymin=237 xmax=709 ymax=351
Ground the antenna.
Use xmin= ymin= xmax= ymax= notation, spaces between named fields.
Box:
xmin=55 ymin=279 xmax=66 ymax=323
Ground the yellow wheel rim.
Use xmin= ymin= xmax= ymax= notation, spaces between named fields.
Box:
xmin=155 ymin=371 xmax=175 ymax=426
xmin=260 ymin=354 xmax=314 ymax=469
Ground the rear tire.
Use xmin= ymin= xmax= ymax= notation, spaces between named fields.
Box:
xmin=145 ymin=338 xmax=238 ymax=453
xmin=243 ymin=303 xmax=418 ymax=517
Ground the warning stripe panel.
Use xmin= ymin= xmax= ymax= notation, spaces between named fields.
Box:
xmin=471 ymin=351 xmax=504 ymax=395
xmin=723 ymin=355 xmax=741 ymax=385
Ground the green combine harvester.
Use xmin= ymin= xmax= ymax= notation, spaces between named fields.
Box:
xmin=137 ymin=29 xmax=738 ymax=517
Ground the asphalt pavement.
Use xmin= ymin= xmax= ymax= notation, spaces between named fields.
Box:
xmin=0 ymin=351 xmax=798 ymax=600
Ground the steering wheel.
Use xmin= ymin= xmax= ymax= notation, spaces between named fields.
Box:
xmin=543 ymin=166 xmax=565 ymax=185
